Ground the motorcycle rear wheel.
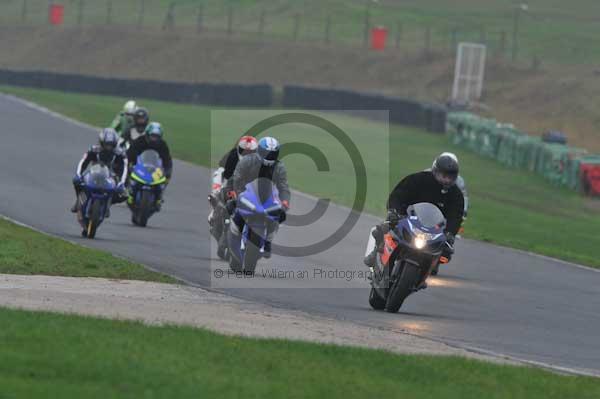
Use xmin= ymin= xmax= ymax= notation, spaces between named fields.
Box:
xmin=227 ymin=228 xmax=243 ymax=272
xmin=368 ymin=287 xmax=386 ymax=310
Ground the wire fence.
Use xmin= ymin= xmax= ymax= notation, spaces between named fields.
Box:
xmin=2 ymin=0 xmax=595 ymax=65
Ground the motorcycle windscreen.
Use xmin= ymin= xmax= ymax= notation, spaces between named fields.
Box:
xmin=84 ymin=164 xmax=114 ymax=190
xmin=407 ymin=202 xmax=446 ymax=230
xmin=249 ymin=178 xmax=280 ymax=206
xmin=138 ymin=150 xmax=162 ymax=168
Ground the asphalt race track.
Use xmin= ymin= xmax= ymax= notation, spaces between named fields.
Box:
xmin=1 ymin=95 xmax=599 ymax=374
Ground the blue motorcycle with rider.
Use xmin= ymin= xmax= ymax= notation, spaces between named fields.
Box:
xmin=71 ymin=128 xmax=128 ymax=239
xmin=227 ymin=179 xmax=283 ymax=273
xmin=126 ymin=122 xmax=173 ymax=226
xmin=127 ymin=149 xmax=167 ymax=227
xmin=76 ymin=164 xmax=117 ymax=239
xmin=225 ymin=137 xmax=290 ymax=274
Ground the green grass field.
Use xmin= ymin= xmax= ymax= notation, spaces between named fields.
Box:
xmin=0 ymin=216 xmax=175 ymax=282
xmin=2 ymin=0 xmax=598 ymax=63
xmin=3 ymin=85 xmax=600 ymax=268
xmin=1 ymin=306 xmax=599 ymax=398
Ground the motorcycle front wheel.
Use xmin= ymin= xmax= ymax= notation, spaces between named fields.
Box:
xmin=135 ymin=191 xmax=154 ymax=227
xmin=385 ymin=264 xmax=421 ymax=313
xmin=243 ymin=229 xmax=263 ymax=275
xmin=86 ymin=200 xmax=103 ymax=239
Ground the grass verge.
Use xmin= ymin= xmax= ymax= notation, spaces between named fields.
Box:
xmin=1 ymin=306 xmax=599 ymax=399
xmin=2 ymin=85 xmax=599 ymax=268
xmin=0 ymin=217 xmax=176 ymax=283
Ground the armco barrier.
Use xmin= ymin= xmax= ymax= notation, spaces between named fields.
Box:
xmin=0 ymin=69 xmax=445 ymax=132
xmin=0 ymin=69 xmax=273 ymax=107
xmin=282 ymin=85 xmax=446 ymax=133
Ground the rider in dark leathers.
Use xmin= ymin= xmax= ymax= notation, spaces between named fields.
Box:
xmin=127 ymin=122 xmax=173 ymax=179
xmin=120 ymin=107 xmax=150 ymax=146
xmin=127 ymin=122 xmax=173 ymax=210
xmin=364 ymin=152 xmax=464 ymax=267
xmin=220 ymin=136 xmax=259 ymax=182
xmin=71 ymin=128 xmax=128 ymax=214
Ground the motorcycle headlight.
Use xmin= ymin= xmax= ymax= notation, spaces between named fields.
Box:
xmin=414 ymin=235 xmax=427 ymax=249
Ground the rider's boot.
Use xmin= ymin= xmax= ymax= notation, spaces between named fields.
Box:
xmin=364 ymin=224 xmax=384 ymax=267
xmin=263 ymin=241 xmax=272 ymax=259
xmin=155 ymin=197 xmax=164 ymax=212
xmin=363 ymin=248 xmax=378 ymax=268
xmin=217 ymin=227 xmax=229 ymax=260
xmin=70 ymin=189 xmax=80 ymax=213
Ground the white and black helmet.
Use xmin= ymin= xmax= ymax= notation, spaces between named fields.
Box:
xmin=432 ymin=152 xmax=459 ymax=189
xmin=257 ymin=137 xmax=280 ymax=166
xmin=99 ymin=128 xmax=119 ymax=151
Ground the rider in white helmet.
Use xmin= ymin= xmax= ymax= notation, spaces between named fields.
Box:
xmin=208 ymin=136 xmax=259 ymax=258
xmin=111 ymin=100 xmax=137 ymax=136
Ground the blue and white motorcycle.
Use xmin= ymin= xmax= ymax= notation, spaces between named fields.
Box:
xmin=76 ymin=163 xmax=116 ymax=239
xmin=227 ymin=180 xmax=283 ymax=274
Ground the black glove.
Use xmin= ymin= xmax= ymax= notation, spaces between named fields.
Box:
xmin=386 ymin=209 xmax=401 ymax=226
xmin=442 ymin=232 xmax=455 ymax=261
xmin=441 ymin=245 xmax=454 ymax=261
xmin=279 ymin=210 xmax=287 ymax=224
xmin=225 ymin=199 xmax=236 ymax=215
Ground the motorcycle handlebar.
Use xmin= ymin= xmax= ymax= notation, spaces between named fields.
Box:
xmin=264 ymin=204 xmax=283 ymax=216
